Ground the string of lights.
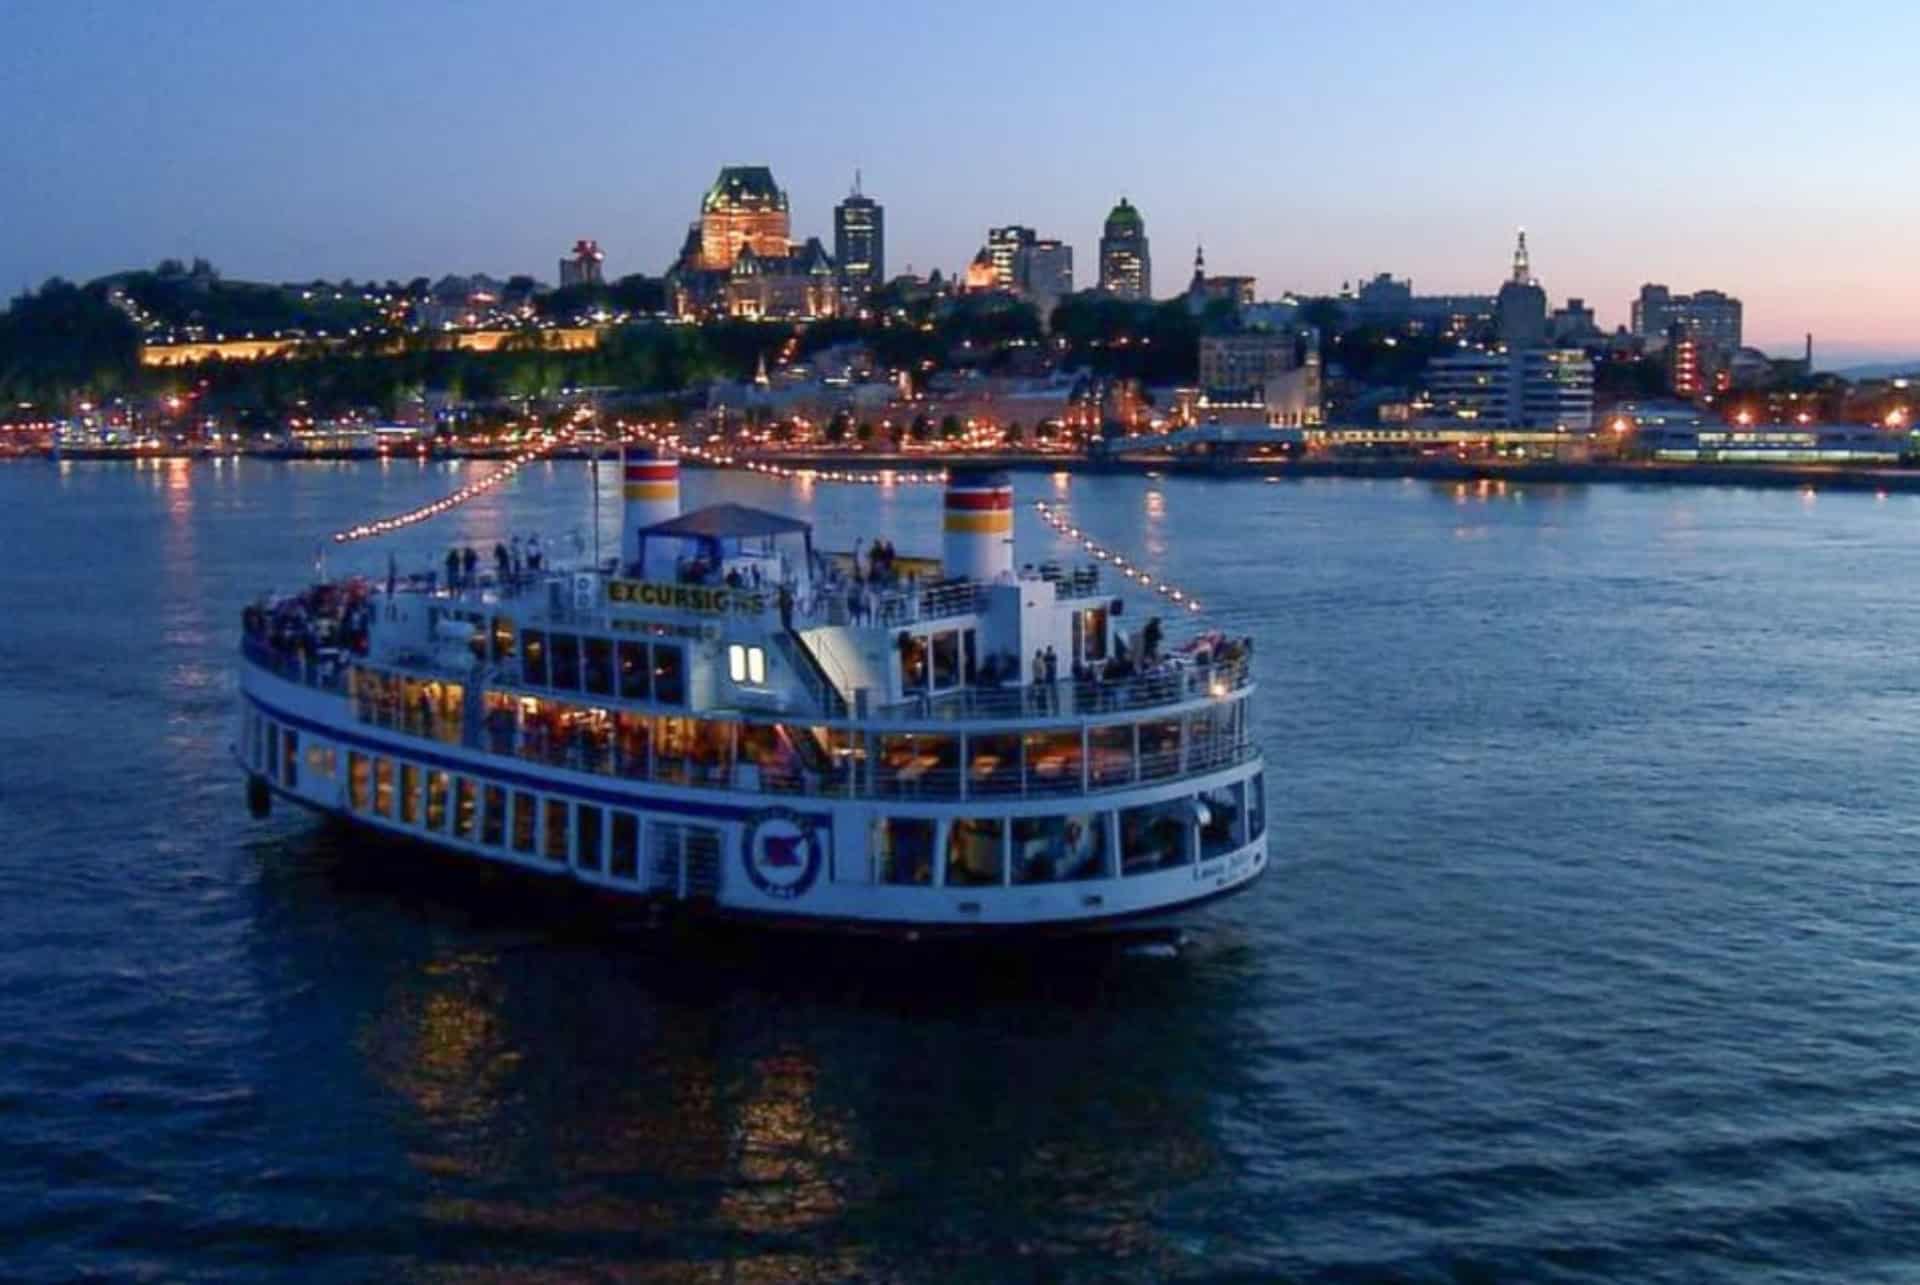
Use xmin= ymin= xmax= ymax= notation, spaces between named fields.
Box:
xmin=666 ymin=434 xmax=946 ymax=486
xmin=330 ymin=436 xmax=564 ymax=544
xmin=1033 ymin=499 xmax=1203 ymax=614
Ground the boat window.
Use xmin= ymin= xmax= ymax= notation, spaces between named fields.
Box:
xmin=613 ymin=712 xmax=650 ymax=778
xmin=512 ymin=791 xmax=537 ymax=853
xmin=1120 ymin=798 xmax=1194 ymax=875
xmin=482 ymin=785 xmax=506 ymax=846
xmin=282 ymin=729 xmax=299 ymax=787
xmin=583 ymin=636 xmax=614 ymax=697
xmin=374 ymin=758 xmax=394 ymax=817
xmin=521 ymin=629 xmax=548 ymax=687
xmin=1188 ymin=704 xmax=1235 ymax=771
xmin=549 ymin=634 xmax=581 ymax=691
xmin=1139 ymin=719 xmax=1183 ymax=780
xmin=899 ymin=632 xmax=929 ymax=692
xmin=617 ymin=641 xmax=650 ymax=700
xmin=491 ymin=615 xmax=516 ymax=663
xmin=543 ymin=798 xmax=569 ymax=863
xmin=305 ymin=744 xmax=336 ymax=781
xmin=728 ymin=643 xmax=768 ymax=687
xmin=739 ymin=723 xmax=802 ymax=793
xmin=1022 ymin=729 xmax=1083 ymax=794
xmin=653 ymin=644 xmax=685 ymax=705
xmin=1247 ymin=771 xmax=1266 ymax=840
xmin=966 ymin=732 xmax=1022 ymax=796
xmin=426 ymin=771 xmax=449 ymax=830
xmin=576 ymin=804 xmax=603 ymax=872
xmin=878 ymin=733 xmax=958 ymax=798
xmin=400 ymin=764 xmax=420 ymax=825
xmin=454 ymin=778 xmax=477 ymax=840
xmin=1199 ymin=782 xmax=1244 ymax=859
xmin=931 ymin=630 xmax=959 ymax=689
xmin=945 ymin=818 xmax=1004 ymax=886
xmin=348 ymin=752 xmax=370 ymax=811
xmin=1089 ymin=724 xmax=1133 ymax=787
xmin=872 ymin=816 xmax=935 ymax=885
xmin=1080 ymin=606 xmax=1108 ymax=663
xmin=1013 ymin=811 xmax=1109 ymax=884
xmin=609 ymin=810 xmax=640 ymax=880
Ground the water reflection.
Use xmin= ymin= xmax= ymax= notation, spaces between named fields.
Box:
xmin=251 ymin=826 xmax=1239 ymax=1278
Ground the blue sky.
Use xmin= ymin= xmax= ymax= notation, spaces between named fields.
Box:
xmin=3 ymin=0 xmax=1914 ymax=360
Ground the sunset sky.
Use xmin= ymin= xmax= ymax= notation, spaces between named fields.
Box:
xmin=3 ymin=0 xmax=1913 ymax=363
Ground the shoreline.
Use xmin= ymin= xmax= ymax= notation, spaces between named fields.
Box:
xmin=22 ymin=448 xmax=1920 ymax=493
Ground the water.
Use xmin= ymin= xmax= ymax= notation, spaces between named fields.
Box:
xmin=6 ymin=459 xmax=1920 ymax=1282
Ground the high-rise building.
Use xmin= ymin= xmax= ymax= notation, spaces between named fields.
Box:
xmin=1632 ymin=284 xmax=1742 ymax=359
xmin=559 ymin=239 xmax=604 ymax=288
xmin=1016 ymin=239 xmax=1073 ymax=322
xmin=833 ymin=172 xmax=884 ymax=295
xmin=1495 ymin=229 xmax=1549 ymax=347
xmin=695 ymin=166 xmax=791 ymax=271
xmin=986 ymin=226 xmax=1036 ymax=291
xmin=1098 ymin=198 xmax=1151 ymax=299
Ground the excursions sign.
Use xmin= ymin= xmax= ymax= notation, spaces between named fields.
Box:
xmin=605 ymin=578 xmax=767 ymax=615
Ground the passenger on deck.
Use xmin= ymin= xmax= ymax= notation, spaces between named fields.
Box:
xmin=462 ymin=547 xmax=478 ymax=585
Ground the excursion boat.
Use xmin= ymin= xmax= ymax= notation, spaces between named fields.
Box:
xmin=235 ymin=455 xmax=1267 ymax=939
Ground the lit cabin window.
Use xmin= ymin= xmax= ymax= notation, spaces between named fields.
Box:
xmin=728 ymin=644 xmax=767 ymax=686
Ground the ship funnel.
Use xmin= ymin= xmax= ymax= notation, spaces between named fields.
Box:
xmin=942 ymin=468 xmax=1014 ymax=583
xmin=621 ymin=446 xmax=680 ymax=569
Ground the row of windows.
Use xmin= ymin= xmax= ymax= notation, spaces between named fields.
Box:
xmin=248 ymin=711 xmax=336 ymax=791
xmin=339 ymin=747 xmax=720 ymax=885
xmin=864 ymin=772 xmax=1264 ymax=887
xmin=487 ymin=615 xmax=687 ymax=707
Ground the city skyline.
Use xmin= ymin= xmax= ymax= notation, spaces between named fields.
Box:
xmin=3 ymin=1 xmax=1916 ymax=362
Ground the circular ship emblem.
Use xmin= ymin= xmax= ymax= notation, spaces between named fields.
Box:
xmin=742 ymin=809 xmax=824 ymax=900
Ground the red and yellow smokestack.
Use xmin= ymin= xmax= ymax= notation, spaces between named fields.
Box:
xmin=942 ymin=469 xmax=1014 ymax=582
xmin=621 ymin=447 xmax=680 ymax=568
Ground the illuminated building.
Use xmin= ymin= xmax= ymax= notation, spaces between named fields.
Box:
xmin=986 ymin=226 xmax=1035 ymax=291
xmin=1196 ymin=330 xmax=1322 ymax=427
xmin=1420 ymin=346 xmax=1593 ymax=430
xmin=725 ymin=238 xmax=839 ymax=321
xmin=832 ymin=173 xmax=884 ymax=296
xmin=696 ymin=166 xmax=791 ymax=270
xmin=1098 ymin=198 xmax=1151 ymax=299
xmin=1632 ymin=284 xmax=1743 ymax=358
xmin=962 ymin=248 xmax=998 ymax=292
xmin=668 ymin=165 xmax=838 ymax=320
xmin=559 ymin=239 xmax=604 ymax=288
xmin=1666 ymin=325 xmax=1702 ymax=397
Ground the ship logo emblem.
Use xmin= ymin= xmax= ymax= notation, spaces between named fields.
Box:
xmin=742 ymin=809 xmax=824 ymax=900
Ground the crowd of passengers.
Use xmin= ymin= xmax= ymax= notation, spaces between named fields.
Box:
xmin=242 ymin=583 xmax=374 ymax=672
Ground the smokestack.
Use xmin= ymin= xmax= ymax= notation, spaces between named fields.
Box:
xmin=1805 ymin=332 xmax=1813 ymax=373
xmin=621 ymin=445 xmax=679 ymax=570
xmin=942 ymin=468 xmax=1014 ymax=583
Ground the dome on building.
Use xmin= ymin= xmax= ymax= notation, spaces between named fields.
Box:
xmin=1104 ymin=198 xmax=1144 ymax=234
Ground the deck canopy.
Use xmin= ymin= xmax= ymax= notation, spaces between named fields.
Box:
xmin=635 ymin=502 xmax=815 ymax=588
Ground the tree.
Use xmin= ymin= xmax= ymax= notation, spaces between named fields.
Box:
xmin=856 ymin=420 xmax=875 ymax=444
xmin=825 ymin=410 xmax=851 ymax=444
xmin=910 ymin=413 xmax=932 ymax=442
xmin=1005 ymin=421 xmax=1024 ymax=445
xmin=939 ymin=414 xmax=962 ymax=441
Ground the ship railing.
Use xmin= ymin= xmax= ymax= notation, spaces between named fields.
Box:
xmin=882 ymin=654 xmax=1251 ymax=722
xmin=240 ymin=637 xmax=349 ymax=693
xmin=312 ymin=688 xmax=1260 ymax=801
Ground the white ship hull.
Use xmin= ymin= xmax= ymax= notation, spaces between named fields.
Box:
xmin=238 ymin=663 xmax=1267 ymax=940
